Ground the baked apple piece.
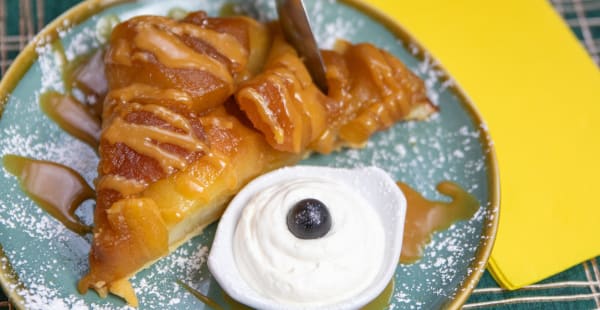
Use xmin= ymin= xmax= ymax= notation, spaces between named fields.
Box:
xmin=78 ymin=13 xmax=290 ymax=306
xmin=236 ymin=36 xmax=436 ymax=155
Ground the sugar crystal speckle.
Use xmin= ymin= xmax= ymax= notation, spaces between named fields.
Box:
xmin=0 ymin=1 xmax=495 ymax=309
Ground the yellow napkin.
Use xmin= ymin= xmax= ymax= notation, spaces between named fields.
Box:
xmin=363 ymin=0 xmax=600 ymax=289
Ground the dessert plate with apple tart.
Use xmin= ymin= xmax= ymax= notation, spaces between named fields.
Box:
xmin=0 ymin=0 xmax=499 ymax=309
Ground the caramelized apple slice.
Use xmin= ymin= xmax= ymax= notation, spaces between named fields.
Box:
xmin=336 ymin=41 xmax=435 ymax=145
xmin=236 ymin=37 xmax=436 ymax=154
xmin=104 ymin=13 xmax=270 ymax=113
xmin=236 ymin=30 xmax=330 ymax=153
xmin=312 ymin=41 xmax=437 ymax=153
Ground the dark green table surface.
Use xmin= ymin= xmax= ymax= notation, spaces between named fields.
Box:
xmin=0 ymin=0 xmax=599 ymax=309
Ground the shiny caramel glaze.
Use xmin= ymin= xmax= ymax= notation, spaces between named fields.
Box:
xmin=179 ymin=278 xmax=394 ymax=309
xmin=2 ymin=155 xmax=93 ymax=235
xmin=78 ymin=13 xmax=291 ymax=306
xmin=38 ymin=46 xmax=107 ymax=149
xmin=223 ymin=291 xmax=253 ymax=310
xmin=77 ymin=10 xmax=437 ymax=306
xmin=362 ymin=280 xmax=395 ymax=310
xmin=237 ymin=35 xmax=436 ymax=154
xmin=39 ymin=91 xmax=101 ymax=148
xmin=315 ymin=41 xmax=436 ymax=153
xmin=398 ymin=182 xmax=479 ymax=264
xmin=236 ymin=25 xmax=330 ymax=153
xmin=104 ymin=12 xmax=270 ymax=113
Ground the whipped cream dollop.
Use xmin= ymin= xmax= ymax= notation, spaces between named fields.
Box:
xmin=233 ymin=177 xmax=385 ymax=306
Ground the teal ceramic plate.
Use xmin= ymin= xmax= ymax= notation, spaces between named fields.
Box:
xmin=0 ymin=0 xmax=499 ymax=309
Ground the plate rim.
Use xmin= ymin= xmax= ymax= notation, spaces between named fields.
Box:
xmin=0 ymin=0 xmax=501 ymax=309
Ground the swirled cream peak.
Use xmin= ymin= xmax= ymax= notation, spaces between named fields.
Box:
xmin=233 ymin=177 xmax=385 ymax=306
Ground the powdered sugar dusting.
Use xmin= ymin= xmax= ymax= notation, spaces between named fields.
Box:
xmin=302 ymin=33 xmax=494 ymax=307
xmin=0 ymin=0 xmax=496 ymax=309
xmin=130 ymin=244 xmax=211 ymax=308
xmin=310 ymin=0 xmax=363 ymax=48
xmin=229 ymin=0 xmax=360 ymax=49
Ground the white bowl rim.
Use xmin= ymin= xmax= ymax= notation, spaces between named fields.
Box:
xmin=207 ymin=165 xmax=407 ymax=310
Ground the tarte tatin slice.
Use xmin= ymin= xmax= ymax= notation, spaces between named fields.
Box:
xmin=78 ymin=11 xmax=436 ymax=306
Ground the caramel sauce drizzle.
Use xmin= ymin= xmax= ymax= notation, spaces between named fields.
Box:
xmin=0 ymin=42 xmax=106 ymax=235
xmin=3 ymin=14 xmax=459 ymax=308
xmin=222 ymin=291 xmax=252 ymax=310
xmin=175 ymin=23 xmax=247 ymax=67
xmin=96 ymin=175 xmax=147 ymax=196
xmin=39 ymin=91 xmax=101 ymax=148
xmin=133 ymin=15 xmax=248 ymax=69
xmin=3 ymin=155 xmax=93 ymax=235
xmin=362 ymin=280 xmax=395 ymax=310
xmin=138 ymin=104 xmax=193 ymax=132
xmin=398 ymin=181 xmax=479 ymax=264
xmin=104 ymin=119 xmax=189 ymax=172
xmin=39 ymin=44 xmax=106 ymax=149
xmin=103 ymin=103 xmax=209 ymax=174
xmin=178 ymin=278 xmax=395 ymax=310
xmin=133 ymin=27 xmax=233 ymax=85
xmin=108 ymin=84 xmax=193 ymax=105
xmin=108 ymin=16 xmax=249 ymax=83
xmin=98 ymin=15 xmax=254 ymax=198
xmin=103 ymin=84 xmax=194 ymax=121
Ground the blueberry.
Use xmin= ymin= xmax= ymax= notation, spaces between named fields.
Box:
xmin=286 ymin=198 xmax=331 ymax=239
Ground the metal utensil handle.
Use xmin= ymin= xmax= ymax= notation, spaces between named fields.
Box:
xmin=276 ymin=0 xmax=329 ymax=94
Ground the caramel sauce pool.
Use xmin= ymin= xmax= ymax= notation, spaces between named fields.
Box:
xmin=179 ymin=278 xmax=395 ymax=310
xmin=362 ymin=280 xmax=395 ymax=310
xmin=398 ymin=181 xmax=479 ymax=264
xmin=3 ymin=155 xmax=93 ymax=235
xmin=222 ymin=291 xmax=252 ymax=310
xmin=1 ymin=43 xmax=103 ymax=236
xmin=39 ymin=91 xmax=101 ymax=148
xmin=3 ymin=37 xmax=479 ymax=307
xmin=39 ymin=44 xmax=105 ymax=149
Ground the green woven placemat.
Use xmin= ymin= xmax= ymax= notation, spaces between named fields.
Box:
xmin=464 ymin=2 xmax=600 ymax=308
xmin=0 ymin=0 xmax=599 ymax=309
